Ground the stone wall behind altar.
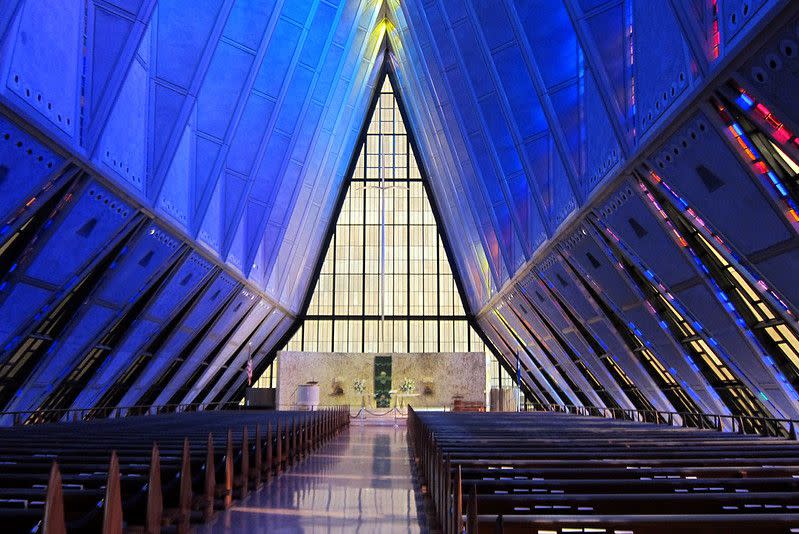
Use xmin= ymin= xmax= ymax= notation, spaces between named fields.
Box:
xmin=276 ymin=351 xmax=486 ymax=409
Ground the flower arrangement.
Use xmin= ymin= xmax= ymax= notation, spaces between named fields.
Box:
xmin=353 ymin=378 xmax=366 ymax=394
xmin=399 ymin=377 xmax=416 ymax=394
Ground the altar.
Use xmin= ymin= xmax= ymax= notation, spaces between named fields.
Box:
xmin=275 ymin=351 xmax=486 ymax=411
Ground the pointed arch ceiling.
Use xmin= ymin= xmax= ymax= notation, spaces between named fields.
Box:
xmin=0 ymin=0 xmax=785 ymax=317
xmin=1 ymin=0 xmax=799 ymax=417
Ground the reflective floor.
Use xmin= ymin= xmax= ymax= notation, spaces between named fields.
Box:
xmin=202 ymin=423 xmax=428 ymax=533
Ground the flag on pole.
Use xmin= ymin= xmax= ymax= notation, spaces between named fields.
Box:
xmin=516 ymin=350 xmax=522 ymax=411
xmin=246 ymin=344 xmax=253 ymax=387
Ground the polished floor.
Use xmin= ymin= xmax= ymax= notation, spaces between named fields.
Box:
xmin=202 ymin=423 xmax=427 ymax=533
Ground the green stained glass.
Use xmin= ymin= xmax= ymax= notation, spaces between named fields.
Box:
xmin=374 ymin=355 xmax=392 ymax=408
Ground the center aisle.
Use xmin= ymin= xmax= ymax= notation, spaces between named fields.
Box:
xmin=203 ymin=422 xmax=428 ymax=533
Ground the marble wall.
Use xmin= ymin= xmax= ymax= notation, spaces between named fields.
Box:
xmin=276 ymin=351 xmax=486 ymax=409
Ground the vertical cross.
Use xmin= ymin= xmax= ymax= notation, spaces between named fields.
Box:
xmin=354 ymin=91 xmax=408 ymax=342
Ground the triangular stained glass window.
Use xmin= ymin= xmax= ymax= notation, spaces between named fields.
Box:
xmin=276 ymin=76 xmax=488 ymax=356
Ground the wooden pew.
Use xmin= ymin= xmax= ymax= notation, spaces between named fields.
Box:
xmin=0 ymin=408 xmax=351 ymax=533
xmin=407 ymin=408 xmax=799 ymax=534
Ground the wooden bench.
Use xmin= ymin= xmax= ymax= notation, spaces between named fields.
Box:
xmin=0 ymin=407 xmax=350 ymax=532
xmin=407 ymin=408 xmax=799 ymax=534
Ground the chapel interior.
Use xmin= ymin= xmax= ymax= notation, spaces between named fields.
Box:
xmin=0 ymin=0 xmax=798 ymax=532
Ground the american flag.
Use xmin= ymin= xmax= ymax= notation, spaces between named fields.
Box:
xmin=246 ymin=352 xmax=253 ymax=386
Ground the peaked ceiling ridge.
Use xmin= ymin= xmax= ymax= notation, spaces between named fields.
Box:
xmin=0 ymin=0 xmax=791 ymax=322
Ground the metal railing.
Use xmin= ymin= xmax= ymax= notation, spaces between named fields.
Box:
xmin=0 ymin=401 xmax=247 ymax=426
xmin=521 ymin=402 xmax=799 ymax=439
